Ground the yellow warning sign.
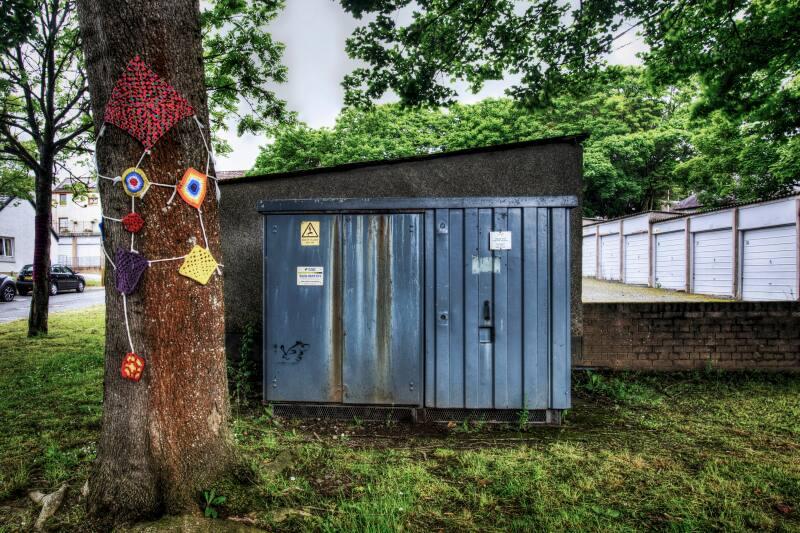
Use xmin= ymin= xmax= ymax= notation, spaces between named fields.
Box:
xmin=300 ymin=220 xmax=320 ymax=246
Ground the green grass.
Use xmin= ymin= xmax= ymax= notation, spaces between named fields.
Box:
xmin=1 ymin=309 xmax=798 ymax=531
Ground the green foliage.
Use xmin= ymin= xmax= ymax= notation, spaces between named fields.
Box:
xmin=253 ymin=67 xmax=697 ymax=217
xmin=228 ymin=321 xmax=258 ymax=410
xmin=201 ymin=0 xmax=293 ymax=148
xmin=338 ymin=0 xmax=800 ymax=141
xmin=0 ymin=0 xmax=35 ymax=50
xmin=202 ymin=488 xmax=227 ymax=518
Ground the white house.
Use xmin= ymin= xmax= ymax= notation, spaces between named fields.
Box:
xmin=0 ymin=196 xmax=59 ymax=274
xmin=51 ymin=179 xmax=103 ymax=270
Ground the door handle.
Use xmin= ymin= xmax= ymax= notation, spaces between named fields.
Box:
xmin=483 ymin=300 xmax=491 ymax=321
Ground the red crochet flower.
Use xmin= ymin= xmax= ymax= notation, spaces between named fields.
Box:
xmin=122 ymin=212 xmax=145 ymax=233
xmin=120 ymin=352 xmax=145 ymax=382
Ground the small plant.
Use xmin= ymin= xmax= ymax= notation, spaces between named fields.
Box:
xmin=516 ymin=407 xmax=530 ymax=430
xmin=228 ymin=321 xmax=258 ymax=410
xmin=351 ymin=415 xmax=364 ymax=429
xmin=202 ymin=489 xmax=226 ymax=519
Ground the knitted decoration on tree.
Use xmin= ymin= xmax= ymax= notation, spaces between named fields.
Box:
xmin=179 ymin=245 xmax=218 ymax=285
xmin=120 ymin=352 xmax=145 ymax=382
xmin=122 ymin=212 xmax=145 ymax=233
xmin=122 ymin=167 xmax=151 ymax=198
xmin=114 ymin=249 xmax=149 ymax=295
xmin=104 ymin=55 xmax=195 ymax=149
xmin=177 ymin=167 xmax=207 ymax=209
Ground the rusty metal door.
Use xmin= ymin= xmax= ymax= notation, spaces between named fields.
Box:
xmin=342 ymin=214 xmax=422 ymax=405
xmin=264 ymin=214 xmax=342 ymax=403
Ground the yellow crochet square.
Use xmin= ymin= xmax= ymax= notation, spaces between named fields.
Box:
xmin=179 ymin=245 xmax=218 ymax=285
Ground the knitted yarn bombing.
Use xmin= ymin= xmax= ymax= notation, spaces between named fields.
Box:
xmin=120 ymin=352 xmax=145 ymax=382
xmin=177 ymin=167 xmax=207 ymax=209
xmin=122 ymin=212 xmax=145 ymax=233
xmin=104 ymin=56 xmax=195 ymax=150
xmin=122 ymin=167 xmax=150 ymax=198
xmin=179 ymin=245 xmax=218 ymax=285
xmin=114 ymin=248 xmax=149 ymax=295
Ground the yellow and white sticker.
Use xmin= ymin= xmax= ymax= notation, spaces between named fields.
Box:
xmin=297 ymin=266 xmax=324 ymax=286
xmin=300 ymin=220 xmax=320 ymax=246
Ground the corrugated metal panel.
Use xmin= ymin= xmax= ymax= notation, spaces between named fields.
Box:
xmin=623 ymin=233 xmax=648 ymax=285
xmin=427 ymin=206 xmax=571 ymax=410
xmin=599 ymin=234 xmax=620 ymax=280
xmin=654 ymin=231 xmax=685 ymax=290
xmin=263 ymin=199 xmax=573 ymax=413
xmin=582 ymin=235 xmax=597 ymax=277
xmin=741 ymin=225 xmax=797 ymax=301
xmin=342 ymin=214 xmax=422 ymax=405
xmin=264 ymin=214 xmax=341 ymax=402
xmin=692 ymin=229 xmax=733 ymax=296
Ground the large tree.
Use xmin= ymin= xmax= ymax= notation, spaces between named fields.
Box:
xmin=1 ymin=0 xmax=290 ymax=337
xmin=76 ymin=0 xmax=231 ymax=523
xmin=339 ymin=0 xmax=799 ymax=128
xmin=0 ymin=0 xmax=92 ymax=336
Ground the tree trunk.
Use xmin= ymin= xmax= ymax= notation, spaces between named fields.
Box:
xmin=28 ymin=165 xmax=53 ymax=336
xmin=75 ymin=0 xmax=231 ymax=523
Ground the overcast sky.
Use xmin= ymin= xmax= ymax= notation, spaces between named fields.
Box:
xmin=215 ymin=1 xmax=647 ymax=171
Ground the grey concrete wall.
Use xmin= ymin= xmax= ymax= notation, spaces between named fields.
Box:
xmin=219 ymin=137 xmax=585 ymax=363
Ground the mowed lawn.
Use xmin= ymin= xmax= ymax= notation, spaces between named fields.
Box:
xmin=0 ymin=308 xmax=799 ymax=531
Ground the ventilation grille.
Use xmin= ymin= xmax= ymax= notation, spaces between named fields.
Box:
xmin=269 ymin=404 xmax=557 ymax=424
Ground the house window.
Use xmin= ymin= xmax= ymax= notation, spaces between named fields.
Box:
xmin=88 ymin=196 xmax=98 ymax=205
xmin=59 ymin=193 xmax=67 ymax=205
xmin=58 ymin=217 xmax=69 ymax=233
xmin=0 ymin=237 xmax=13 ymax=258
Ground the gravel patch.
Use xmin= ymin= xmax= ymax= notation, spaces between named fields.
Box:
xmin=582 ymin=277 xmax=732 ymax=303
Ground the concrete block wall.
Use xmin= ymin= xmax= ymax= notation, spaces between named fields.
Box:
xmin=580 ymin=302 xmax=800 ymax=371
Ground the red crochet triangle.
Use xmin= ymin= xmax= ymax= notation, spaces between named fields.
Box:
xmin=104 ymin=56 xmax=195 ymax=149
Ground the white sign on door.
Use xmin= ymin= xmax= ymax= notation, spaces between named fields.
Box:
xmin=296 ymin=266 xmax=324 ymax=286
xmin=489 ymin=231 xmax=512 ymax=250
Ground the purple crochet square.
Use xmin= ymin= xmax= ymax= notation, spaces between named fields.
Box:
xmin=114 ymin=249 xmax=149 ymax=295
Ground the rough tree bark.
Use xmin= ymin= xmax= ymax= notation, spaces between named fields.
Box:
xmin=29 ymin=164 xmax=53 ymax=336
xmin=75 ymin=0 xmax=231 ymax=523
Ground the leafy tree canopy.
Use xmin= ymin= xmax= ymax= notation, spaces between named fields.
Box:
xmin=338 ymin=0 xmax=800 ymax=138
xmin=252 ymin=66 xmax=696 ymax=216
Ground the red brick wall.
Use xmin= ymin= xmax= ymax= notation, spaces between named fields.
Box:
xmin=580 ymin=302 xmax=800 ymax=371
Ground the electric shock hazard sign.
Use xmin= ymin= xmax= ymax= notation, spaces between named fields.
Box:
xmin=300 ymin=221 xmax=320 ymax=246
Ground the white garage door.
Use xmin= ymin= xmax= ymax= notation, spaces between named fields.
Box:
xmin=599 ymin=234 xmax=620 ymax=280
xmin=582 ymin=236 xmax=597 ymax=277
xmin=742 ymin=225 xmax=797 ymax=301
xmin=693 ymin=229 xmax=733 ymax=296
xmin=654 ymin=231 xmax=685 ymax=290
xmin=623 ymin=233 xmax=648 ymax=285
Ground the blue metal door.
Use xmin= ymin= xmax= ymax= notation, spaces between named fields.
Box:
xmin=264 ymin=214 xmax=342 ymax=402
xmin=342 ymin=214 xmax=422 ymax=405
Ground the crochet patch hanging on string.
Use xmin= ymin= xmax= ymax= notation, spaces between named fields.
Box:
xmin=93 ymin=55 xmax=223 ymax=383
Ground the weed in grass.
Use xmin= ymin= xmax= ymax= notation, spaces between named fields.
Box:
xmin=202 ymin=488 xmax=226 ymax=518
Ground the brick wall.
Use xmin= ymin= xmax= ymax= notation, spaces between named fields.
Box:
xmin=580 ymin=302 xmax=800 ymax=371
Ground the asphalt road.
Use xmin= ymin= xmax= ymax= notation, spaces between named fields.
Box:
xmin=0 ymin=288 xmax=105 ymax=323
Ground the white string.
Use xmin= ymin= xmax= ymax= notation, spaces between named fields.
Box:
xmin=130 ymin=197 xmax=135 ymax=252
xmin=198 ymin=208 xmax=209 ymax=248
xmin=135 ymin=149 xmax=149 ymax=169
xmin=102 ymin=244 xmax=116 ymax=269
xmin=148 ymin=255 xmax=187 ymax=264
xmin=150 ymin=182 xmax=176 ymax=188
xmin=122 ymin=293 xmax=135 ymax=353
xmin=103 ymin=215 xmax=123 ymax=222
xmin=194 ymin=116 xmax=220 ymax=202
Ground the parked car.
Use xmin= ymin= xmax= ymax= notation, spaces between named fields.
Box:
xmin=16 ymin=264 xmax=86 ymax=296
xmin=0 ymin=274 xmax=16 ymax=302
